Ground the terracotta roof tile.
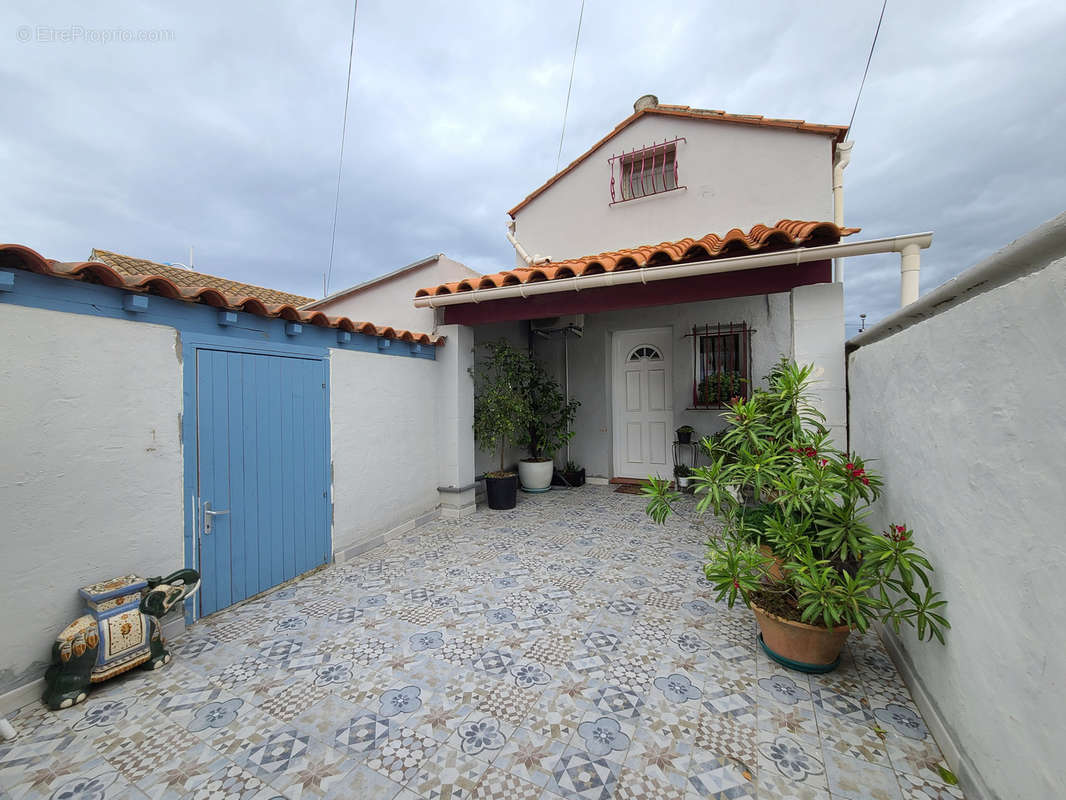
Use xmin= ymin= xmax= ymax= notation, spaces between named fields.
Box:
xmin=90 ymin=249 xmax=316 ymax=307
xmin=507 ymin=104 xmax=848 ymax=217
xmin=415 ymin=219 xmax=859 ymax=298
xmin=0 ymin=244 xmax=443 ymax=345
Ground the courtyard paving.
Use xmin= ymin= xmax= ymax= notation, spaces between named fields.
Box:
xmin=1 ymin=486 xmax=963 ymax=800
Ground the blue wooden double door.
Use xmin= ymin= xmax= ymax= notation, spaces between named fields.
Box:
xmin=195 ymin=347 xmax=330 ymax=617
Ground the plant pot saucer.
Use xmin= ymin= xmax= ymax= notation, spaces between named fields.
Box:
xmin=758 ymin=633 xmax=841 ymax=674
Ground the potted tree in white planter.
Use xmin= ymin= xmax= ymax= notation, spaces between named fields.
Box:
xmin=518 ymin=360 xmax=580 ymax=493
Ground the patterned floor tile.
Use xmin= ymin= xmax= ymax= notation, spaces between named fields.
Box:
xmin=468 ymin=765 xmax=546 ymax=800
xmin=755 ymin=731 xmax=828 ymax=793
xmin=545 ymin=744 xmax=623 ymax=800
xmin=472 ymin=682 xmax=536 ymax=727
xmin=613 ymin=766 xmax=687 ymax=800
xmin=685 ymin=751 xmax=756 ymax=799
xmin=692 ymin=713 xmax=756 ymax=772
xmin=237 ymin=727 xmax=361 ymax=799
xmin=3 ymin=487 xmax=960 ymax=800
xmin=896 ymin=771 xmax=965 ymax=800
xmin=365 ymin=724 xmax=439 ymax=784
xmin=93 ymin=717 xmax=204 ymax=786
xmin=407 ymin=743 xmax=490 ymax=799
xmin=823 ymin=747 xmax=903 ymax=800
xmin=819 ymin=715 xmax=892 ymax=766
xmin=523 ymin=690 xmax=584 ymax=744
xmin=136 ymin=743 xmax=278 ymax=800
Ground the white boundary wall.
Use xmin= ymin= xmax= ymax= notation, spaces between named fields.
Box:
xmin=0 ymin=306 xmax=184 ymax=705
xmin=330 ymin=348 xmax=442 ymax=559
xmin=847 ymin=213 xmax=1066 ymax=800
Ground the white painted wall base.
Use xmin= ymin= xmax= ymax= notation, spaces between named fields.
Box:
xmin=334 ymin=507 xmax=440 ymax=563
xmin=438 ymin=485 xmax=477 ymax=519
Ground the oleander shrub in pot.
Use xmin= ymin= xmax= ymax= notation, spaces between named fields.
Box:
xmin=643 ymin=359 xmax=949 ymax=671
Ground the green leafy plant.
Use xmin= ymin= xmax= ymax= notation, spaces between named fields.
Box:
xmin=469 ymin=340 xmax=534 ymax=476
xmin=521 ymin=360 xmax=580 ymax=461
xmin=697 ymin=371 xmax=748 ymax=406
xmin=644 ymin=358 xmax=950 ymax=643
xmin=676 ymin=425 xmax=695 ymax=435
xmin=674 ymin=464 xmax=693 ymax=478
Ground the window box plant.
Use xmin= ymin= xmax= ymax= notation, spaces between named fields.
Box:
xmin=518 ymin=360 xmax=580 ymax=493
xmin=676 ymin=425 xmax=695 ymax=444
xmin=471 ymin=340 xmax=534 ymax=510
xmin=645 ymin=359 xmax=949 ymax=672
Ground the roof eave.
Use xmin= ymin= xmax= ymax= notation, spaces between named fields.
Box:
xmin=414 ymin=233 xmax=933 ymax=309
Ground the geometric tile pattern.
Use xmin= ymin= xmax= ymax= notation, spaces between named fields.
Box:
xmin=1 ymin=486 xmax=961 ymax=800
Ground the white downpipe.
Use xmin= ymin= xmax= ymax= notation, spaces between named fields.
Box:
xmin=415 ymin=231 xmax=934 ymax=309
xmin=506 ymin=220 xmax=549 ymax=267
xmin=832 ymin=141 xmax=854 ymax=284
xmin=900 ymin=242 xmax=921 ymax=306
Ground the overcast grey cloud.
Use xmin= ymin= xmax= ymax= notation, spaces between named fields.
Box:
xmin=2 ymin=0 xmax=1064 ymax=332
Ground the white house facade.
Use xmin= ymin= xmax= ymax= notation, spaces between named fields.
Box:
xmin=414 ymin=97 xmax=920 ymax=482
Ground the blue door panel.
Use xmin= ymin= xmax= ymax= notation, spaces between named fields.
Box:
xmin=196 ymin=348 xmax=329 ymax=616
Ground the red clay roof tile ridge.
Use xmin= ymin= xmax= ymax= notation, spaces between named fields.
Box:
xmin=0 ymin=243 xmax=443 ymax=346
xmin=414 ymin=220 xmax=860 ymax=298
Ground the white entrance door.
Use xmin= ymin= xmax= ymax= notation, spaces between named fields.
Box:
xmin=612 ymin=327 xmax=673 ymax=480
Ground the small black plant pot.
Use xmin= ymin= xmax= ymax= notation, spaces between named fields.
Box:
xmin=677 ymin=431 xmax=692 ymax=444
xmin=485 ymin=473 xmax=518 ymax=510
xmin=552 ymin=468 xmax=586 ymax=487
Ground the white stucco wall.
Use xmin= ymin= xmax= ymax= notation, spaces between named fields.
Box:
xmin=533 ymin=293 xmax=794 ymax=479
xmin=0 ymin=305 xmax=183 ymax=698
xmin=512 ymin=114 xmax=835 ymax=262
xmin=311 ymin=256 xmax=478 ymax=334
xmin=848 ymin=253 xmax=1066 ymax=799
xmin=792 ymin=282 xmax=846 ymax=446
xmin=329 ymin=348 xmax=442 ymax=556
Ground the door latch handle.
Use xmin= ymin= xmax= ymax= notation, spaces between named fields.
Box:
xmin=203 ymin=501 xmax=230 ymax=534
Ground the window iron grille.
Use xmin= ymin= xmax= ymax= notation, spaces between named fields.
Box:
xmin=684 ymin=322 xmax=753 ymax=408
xmin=608 ymin=137 xmax=686 ymax=205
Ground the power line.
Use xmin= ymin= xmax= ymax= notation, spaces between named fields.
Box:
xmin=847 ymin=0 xmax=888 ymax=136
xmin=325 ymin=0 xmax=360 ymax=297
xmin=555 ymin=0 xmax=586 ymax=173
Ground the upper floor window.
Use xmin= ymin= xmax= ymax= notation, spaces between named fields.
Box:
xmin=688 ymin=322 xmax=752 ymax=408
xmin=609 ymin=138 xmax=685 ymax=205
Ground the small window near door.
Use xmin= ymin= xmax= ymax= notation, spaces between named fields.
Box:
xmin=689 ymin=323 xmax=751 ymax=408
xmin=628 ymin=345 xmax=663 ymax=362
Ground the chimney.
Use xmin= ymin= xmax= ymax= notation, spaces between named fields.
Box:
xmin=633 ymin=94 xmax=658 ymax=113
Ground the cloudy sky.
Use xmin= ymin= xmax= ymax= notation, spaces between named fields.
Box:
xmin=3 ymin=0 xmax=1064 ymax=333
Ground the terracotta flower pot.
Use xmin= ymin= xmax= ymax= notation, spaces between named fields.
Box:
xmin=751 ymin=603 xmax=850 ymax=673
xmin=759 ymin=545 xmax=785 ymax=582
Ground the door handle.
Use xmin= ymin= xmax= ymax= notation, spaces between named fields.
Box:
xmin=203 ymin=501 xmax=230 ymax=534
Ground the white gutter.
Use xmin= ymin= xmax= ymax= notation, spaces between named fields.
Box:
xmin=506 ymin=220 xmax=549 ymax=267
xmin=415 ymin=231 xmax=934 ymax=309
xmin=832 ymin=141 xmax=854 ymax=284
